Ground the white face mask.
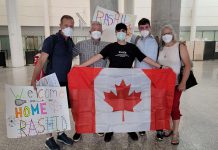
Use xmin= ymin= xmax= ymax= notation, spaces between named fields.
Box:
xmin=116 ymin=32 xmax=126 ymax=41
xmin=162 ymin=34 xmax=173 ymax=43
xmin=62 ymin=27 xmax=73 ymax=37
xmin=140 ymin=30 xmax=150 ymax=38
xmin=91 ymin=31 xmax=102 ymax=40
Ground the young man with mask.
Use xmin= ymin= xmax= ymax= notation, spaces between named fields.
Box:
xmin=31 ymin=15 xmax=75 ymax=150
xmin=130 ymin=18 xmax=160 ymax=139
xmin=77 ymin=23 xmax=164 ymax=142
xmin=131 ymin=18 xmax=158 ymax=69
xmin=71 ymin=21 xmax=110 ymax=142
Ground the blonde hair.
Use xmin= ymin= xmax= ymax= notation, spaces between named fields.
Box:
xmin=159 ymin=24 xmax=177 ymax=49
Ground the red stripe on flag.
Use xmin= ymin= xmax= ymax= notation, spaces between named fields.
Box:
xmin=142 ymin=68 xmax=176 ymax=130
xmin=68 ymin=67 xmax=102 ymax=133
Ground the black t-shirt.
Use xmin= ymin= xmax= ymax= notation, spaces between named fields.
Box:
xmin=100 ymin=42 xmax=146 ymax=68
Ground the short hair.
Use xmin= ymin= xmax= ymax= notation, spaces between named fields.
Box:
xmin=115 ymin=23 xmax=127 ymax=31
xmin=91 ymin=21 xmax=102 ymax=26
xmin=138 ymin=18 xmax=150 ymax=26
xmin=60 ymin=15 xmax=74 ymax=23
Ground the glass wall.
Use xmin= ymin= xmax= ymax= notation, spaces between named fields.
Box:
xmin=180 ymin=32 xmax=190 ymax=41
xmin=180 ymin=30 xmax=218 ymax=41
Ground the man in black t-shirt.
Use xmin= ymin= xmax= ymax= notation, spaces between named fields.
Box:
xmin=78 ymin=23 xmax=163 ymax=142
xmin=79 ymin=23 xmax=162 ymax=69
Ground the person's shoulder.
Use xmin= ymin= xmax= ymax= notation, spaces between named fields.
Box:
xmin=77 ymin=39 xmax=90 ymax=44
xmin=43 ymin=34 xmax=57 ymax=44
xmin=178 ymin=41 xmax=187 ymax=49
xmin=100 ymin=41 xmax=111 ymax=45
xmin=127 ymin=42 xmax=138 ymax=48
xmin=106 ymin=42 xmax=116 ymax=47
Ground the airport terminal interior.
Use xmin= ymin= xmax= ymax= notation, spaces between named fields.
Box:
xmin=0 ymin=0 xmax=218 ymax=150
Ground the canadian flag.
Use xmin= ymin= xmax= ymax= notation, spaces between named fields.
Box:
xmin=68 ymin=67 xmax=176 ymax=133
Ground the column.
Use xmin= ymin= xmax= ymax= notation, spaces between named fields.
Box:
xmin=124 ymin=0 xmax=134 ymax=14
xmin=90 ymin=0 xmax=118 ymax=19
xmin=190 ymin=0 xmax=198 ymax=41
xmin=151 ymin=0 xmax=182 ymax=39
xmin=118 ymin=0 xmax=124 ymax=13
xmin=44 ymin=0 xmax=50 ymax=38
xmin=6 ymin=0 xmax=25 ymax=67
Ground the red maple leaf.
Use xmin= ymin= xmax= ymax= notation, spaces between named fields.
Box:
xmin=104 ymin=80 xmax=141 ymax=122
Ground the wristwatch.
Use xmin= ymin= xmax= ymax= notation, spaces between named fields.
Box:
xmin=159 ymin=65 xmax=163 ymax=69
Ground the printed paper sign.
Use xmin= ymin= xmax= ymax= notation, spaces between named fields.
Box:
xmin=36 ymin=73 xmax=60 ymax=87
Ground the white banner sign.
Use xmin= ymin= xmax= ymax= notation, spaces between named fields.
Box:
xmin=5 ymin=85 xmax=71 ymax=138
xmin=92 ymin=6 xmax=137 ymax=42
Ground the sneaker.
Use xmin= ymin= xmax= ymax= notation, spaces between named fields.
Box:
xmin=156 ymin=130 xmax=164 ymax=141
xmin=97 ymin=133 xmax=104 ymax=137
xmin=128 ymin=132 xmax=138 ymax=141
xmin=57 ymin=132 xmax=73 ymax=145
xmin=104 ymin=132 xmax=113 ymax=142
xmin=73 ymin=133 xmax=82 ymax=142
xmin=45 ymin=137 xmax=60 ymax=150
xmin=139 ymin=131 xmax=146 ymax=136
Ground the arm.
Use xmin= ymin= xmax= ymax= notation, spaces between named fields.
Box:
xmin=72 ymin=43 xmax=80 ymax=57
xmin=31 ymin=52 xmax=48 ymax=89
xmin=79 ymin=54 xmax=103 ymax=67
xmin=143 ymin=57 xmax=161 ymax=68
xmin=178 ymin=44 xmax=191 ymax=91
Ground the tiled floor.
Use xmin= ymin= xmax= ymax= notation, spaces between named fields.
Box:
xmin=0 ymin=61 xmax=218 ymax=150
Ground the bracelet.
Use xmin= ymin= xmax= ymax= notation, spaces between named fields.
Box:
xmin=159 ymin=65 xmax=163 ymax=69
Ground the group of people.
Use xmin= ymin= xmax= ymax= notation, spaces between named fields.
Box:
xmin=31 ymin=15 xmax=191 ymax=150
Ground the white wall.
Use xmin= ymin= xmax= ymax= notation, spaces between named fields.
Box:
xmin=134 ymin=0 xmax=151 ymax=25
xmin=0 ymin=0 xmax=90 ymax=26
xmin=135 ymin=0 xmax=218 ymax=27
xmin=1 ymin=0 xmax=218 ymax=27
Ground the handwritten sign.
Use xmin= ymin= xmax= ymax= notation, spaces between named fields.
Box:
xmin=92 ymin=6 xmax=136 ymax=42
xmin=36 ymin=73 xmax=60 ymax=87
xmin=5 ymin=85 xmax=71 ymax=138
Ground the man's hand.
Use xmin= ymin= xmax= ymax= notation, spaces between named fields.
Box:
xmin=162 ymin=65 xmax=170 ymax=69
xmin=73 ymin=64 xmax=79 ymax=67
xmin=73 ymin=64 xmax=83 ymax=67
xmin=31 ymin=80 xmax=37 ymax=90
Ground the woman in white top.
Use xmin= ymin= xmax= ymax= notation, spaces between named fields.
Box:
xmin=158 ymin=25 xmax=191 ymax=145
